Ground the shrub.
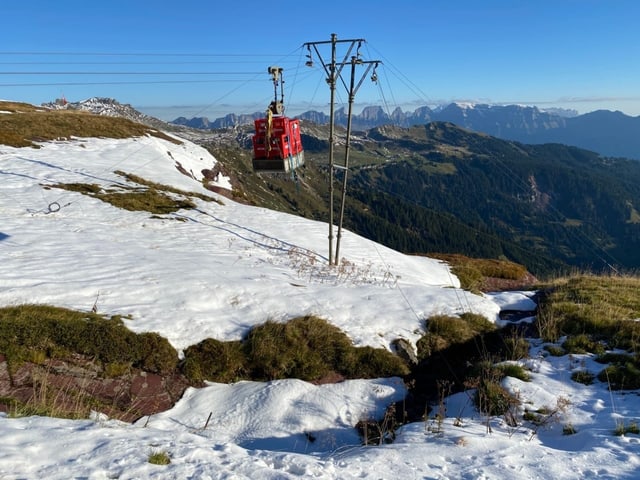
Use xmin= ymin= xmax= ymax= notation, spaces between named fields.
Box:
xmin=356 ymin=404 xmax=399 ymax=445
xmin=598 ymin=362 xmax=640 ymax=390
xmin=475 ymin=379 xmax=517 ymax=417
xmin=470 ymin=360 xmax=520 ymax=417
xmin=345 ymin=346 xmax=409 ymax=378
xmin=0 ymin=308 xmax=409 ymax=385
xmin=544 ymin=345 xmax=566 ymax=357
xmin=461 ymin=312 xmax=497 ymax=334
xmin=417 ymin=315 xmax=471 ymax=360
xmin=182 ymin=338 xmax=245 ymax=383
xmin=497 ymin=363 xmax=530 ymax=382
xmin=562 ymin=334 xmax=605 ymax=355
xmin=503 ymin=336 xmax=530 ymax=360
xmin=596 ymin=352 xmax=632 ymax=364
xmin=571 ymin=370 xmax=595 ymax=385
xmin=416 ymin=313 xmax=496 ymax=360
xmin=612 ymin=321 xmax=640 ymax=353
xmin=243 ymin=316 xmax=408 ymax=381
xmin=627 ymin=422 xmax=640 ymax=435
xmin=136 ymin=332 xmax=179 ymax=374
xmin=615 ymin=421 xmax=640 ymax=436
xmin=523 ymin=410 xmax=541 ymax=424
xmin=81 ymin=318 xmax=141 ymax=364
xmin=243 ymin=317 xmax=350 ymax=381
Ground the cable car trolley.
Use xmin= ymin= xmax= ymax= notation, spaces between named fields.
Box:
xmin=252 ymin=66 xmax=305 ymax=173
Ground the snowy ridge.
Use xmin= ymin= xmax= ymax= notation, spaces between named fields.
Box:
xmin=42 ymin=97 xmax=168 ymax=129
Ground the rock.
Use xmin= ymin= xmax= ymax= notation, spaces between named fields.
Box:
xmin=0 ymin=354 xmax=189 ymax=422
xmin=392 ymin=338 xmax=418 ymax=366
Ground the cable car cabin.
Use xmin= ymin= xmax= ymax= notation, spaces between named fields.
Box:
xmin=252 ymin=115 xmax=305 ymax=173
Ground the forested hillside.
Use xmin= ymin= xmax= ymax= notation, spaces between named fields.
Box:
xmin=345 ymin=123 xmax=640 ymax=274
xmin=210 ymin=121 xmax=640 ymax=276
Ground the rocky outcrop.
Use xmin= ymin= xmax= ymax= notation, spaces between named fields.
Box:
xmin=0 ymin=353 xmax=190 ymax=422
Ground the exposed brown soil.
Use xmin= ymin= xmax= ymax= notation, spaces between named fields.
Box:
xmin=480 ymin=272 xmax=539 ymax=292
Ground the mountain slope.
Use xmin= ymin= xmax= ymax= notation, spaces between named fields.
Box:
xmin=24 ymin=98 xmax=640 ymax=275
xmin=3 ymin=103 xmax=640 ymax=479
xmin=345 ymin=122 xmax=640 ymax=273
xmin=203 ymin=120 xmax=640 ymax=276
xmin=0 ymin=114 xmax=498 ymax=352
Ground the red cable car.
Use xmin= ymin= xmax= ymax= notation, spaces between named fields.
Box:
xmin=252 ymin=66 xmax=305 ymax=173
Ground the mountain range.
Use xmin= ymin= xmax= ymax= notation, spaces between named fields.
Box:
xmin=172 ymin=102 xmax=640 ymax=160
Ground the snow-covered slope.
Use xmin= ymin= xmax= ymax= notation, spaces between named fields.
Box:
xmin=0 ymin=133 xmax=498 ymax=352
xmin=2 ymin=133 xmax=639 ymax=479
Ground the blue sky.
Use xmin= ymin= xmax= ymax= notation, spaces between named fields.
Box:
xmin=2 ymin=0 xmax=639 ymax=120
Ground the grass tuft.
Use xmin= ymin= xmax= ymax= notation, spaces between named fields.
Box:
xmin=598 ymin=361 xmax=640 ymax=390
xmin=571 ymin=370 xmax=595 ymax=385
xmin=562 ymin=334 xmax=605 ymax=355
xmin=497 ymin=363 xmax=530 ymax=382
xmin=544 ymin=345 xmax=566 ymax=357
xmin=416 ymin=313 xmax=496 ymax=360
xmin=183 ymin=339 xmax=246 ymax=384
xmin=148 ymin=450 xmax=171 ymax=465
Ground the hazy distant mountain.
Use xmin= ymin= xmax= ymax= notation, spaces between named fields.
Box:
xmin=172 ymin=112 xmax=263 ymax=129
xmin=172 ymin=102 xmax=640 ymax=159
xmin=433 ymin=103 xmax=567 ymax=136
xmin=439 ymin=104 xmax=640 ymax=159
xmin=541 ymin=107 xmax=579 ymax=118
xmin=528 ymin=109 xmax=640 ymax=160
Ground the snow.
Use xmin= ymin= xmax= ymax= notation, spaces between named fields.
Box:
xmin=484 ymin=291 xmax=537 ymax=312
xmin=0 ymin=135 xmax=497 ymax=351
xmin=485 ymin=290 xmax=538 ymax=325
xmin=1 ymin=134 xmax=640 ymax=478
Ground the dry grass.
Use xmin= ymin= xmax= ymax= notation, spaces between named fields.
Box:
xmin=0 ymin=100 xmax=179 ymax=147
xmin=54 ymin=170 xmax=224 ymax=215
xmin=416 ymin=313 xmax=496 ymax=360
xmin=115 ymin=171 xmax=221 ymax=204
xmin=536 ymin=274 xmax=640 ymax=348
xmin=148 ymin=450 xmax=171 ymax=465
xmin=56 ymin=181 xmax=197 ymax=214
xmin=430 ymin=253 xmax=530 ymax=292
xmin=542 ymin=274 xmax=640 ymax=314
xmin=7 ymin=365 xmax=95 ymax=420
